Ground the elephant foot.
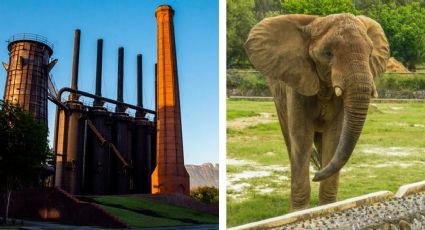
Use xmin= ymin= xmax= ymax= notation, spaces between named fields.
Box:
xmin=318 ymin=197 xmax=337 ymax=205
xmin=289 ymin=203 xmax=310 ymax=212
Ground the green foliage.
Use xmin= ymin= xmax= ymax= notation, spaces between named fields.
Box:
xmin=365 ymin=1 xmax=425 ymax=69
xmin=254 ymin=0 xmax=282 ymax=20
xmin=227 ymin=0 xmax=257 ymax=68
xmin=190 ymin=186 xmax=219 ymax=204
xmin=227 ymin=70 xmax=270 ymax=96
xmin=227 ymin=0 xmax=425 ymax=69
xmin=0 ymin=100 xmax=49 ymax=189
xmin=282 ymin=0 xmax=359 ymax=15
xmin=227 ymin=71 xmax=425 ymax=97
xmin=376 ymin=74 xmax=425 ymax=91
xmin=0 ymin=100 xmax=49 ymax=223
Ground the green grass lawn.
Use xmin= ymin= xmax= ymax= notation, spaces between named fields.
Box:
xmin=89 ymin=196 xmax=218 ymax=228
xmin=227 ymin=99 xmax=425 ymax=227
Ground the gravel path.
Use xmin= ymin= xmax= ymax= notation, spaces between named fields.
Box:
xmin=275 ymin=193 xmax=425 ymax=230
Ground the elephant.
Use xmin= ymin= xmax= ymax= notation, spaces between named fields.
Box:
xmin=244 ymin=13 xmax=389 ymax=211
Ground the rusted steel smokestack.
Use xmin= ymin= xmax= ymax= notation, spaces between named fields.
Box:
xmin=70 ymin=29 xmax=81 ymax=100
xmin=137 ymin=54 xmax=143 ymax=108
xmin=94 ymin=39 xmax=103 ymax=106
xmin=135 ymin=54 xmax=143 ymax=118
xmin=116 ymin=47 xmax=124 ymax=112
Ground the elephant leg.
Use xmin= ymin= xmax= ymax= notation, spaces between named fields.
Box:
xmin=319 ymin=112 xmax=343 ymax=204
xmin=287 ymin=89 xmax=315 ymax=211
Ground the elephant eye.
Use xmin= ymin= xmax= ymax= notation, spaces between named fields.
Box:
xmin=324 ymin=48 xmax=333 ymax=58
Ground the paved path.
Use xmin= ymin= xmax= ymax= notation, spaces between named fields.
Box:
xmin=1 ymin=220 xmax=218 ymax=230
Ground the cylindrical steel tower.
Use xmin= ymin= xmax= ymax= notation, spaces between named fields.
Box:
xmin=3 ymin=34 xmax=55 ymax=124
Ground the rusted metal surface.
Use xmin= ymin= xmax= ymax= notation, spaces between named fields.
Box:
xmin=137 ymin=54 xmax=143 ymax=108
xmin=70 ymin=29 xmax=80 ymax=101
xmin=136 ymin=54 xmax=144 ymax=118
xmin=133 ymin=119 xmax=154 ymax=193
xmin=87 ymin=112 xmax=112 ymax=195
xmin=57 ymin=87 xmax=155 ymax=114
xmin=62 ymin=101 xmax=85 ymax=195
xmin=52 ymin=28 xmax=158 ymax=196
xmin=116 ymin=47 xmax=125 ymax=113
xmin=111 ymin=114 xmax=133 ymax=194
xmin=3 ymin=35 xmax=55 ymax=124
xmin=93 ymin=39 xmax=103 ymax=107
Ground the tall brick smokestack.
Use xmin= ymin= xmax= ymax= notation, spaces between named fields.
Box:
xmin=151 ymin=5 xmax=190 ymax=195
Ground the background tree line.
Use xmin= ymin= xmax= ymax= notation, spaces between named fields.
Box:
xmin=227 ymin=0 xmax=425 ymax=70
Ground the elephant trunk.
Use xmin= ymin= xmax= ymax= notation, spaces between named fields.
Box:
xmin=312 ymin=74 xmax=371 ymax=181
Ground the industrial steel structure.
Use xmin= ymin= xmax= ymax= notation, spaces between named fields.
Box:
xmin=1 ymin=5 xmax=188 ymax=196
xmin=52 ymin=29 xmax=157 ymax=195
xmin=2 ymin=34 xmax=57 ymax=124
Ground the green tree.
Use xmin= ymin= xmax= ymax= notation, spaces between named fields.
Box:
xmin=254 ymin=0 xmax=282 ymax=20
xmin=227 ymin=0 xmax=257 ymax=68
xmin=365 ymin=1 xmax=425 ymax=70
xmin=282 ymin=0 xmax=359 ymax=15
xmin=0 ymin=100 xmax=49 ymax=224
xmin=191 ymin=186 xmax=219 ymax=204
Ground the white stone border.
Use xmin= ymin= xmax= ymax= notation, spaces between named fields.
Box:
xmin=229 ymin=191 xmax=393 ymax=230
xmin=230 ymin=180 xmax=425 ymax=230
xmin=396 ymin=180 xmax=425 ymax=197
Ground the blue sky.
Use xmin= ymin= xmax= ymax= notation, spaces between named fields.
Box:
xmin=0 ymin=0 xmax=219 ymax=164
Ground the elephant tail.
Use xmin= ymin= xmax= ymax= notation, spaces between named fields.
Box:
xmin=310 ymin=147 xmax=322 ymax=170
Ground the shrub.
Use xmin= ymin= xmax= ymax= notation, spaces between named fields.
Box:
xmin=376 ymin=73 xmax=425 ymax=91
xmin=190 ymin=186 xmax=219 ymax=204
xmin=227 ymin=70 xmax=425 ymax=97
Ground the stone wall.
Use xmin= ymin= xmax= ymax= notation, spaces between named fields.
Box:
xmin=379 ymin=89 xmax=425 ymax=99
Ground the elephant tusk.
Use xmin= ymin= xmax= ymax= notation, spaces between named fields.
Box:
xmin=334 ymin=87 xmax=343 ymax=97
xmin=372 ymin=84 xmax=379 ymax=98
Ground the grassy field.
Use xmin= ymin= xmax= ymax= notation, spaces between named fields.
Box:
xmin=227 ymin=99 xmax=425 ymax=227
xmin=88 ymin=196 xmax=218 ymax=228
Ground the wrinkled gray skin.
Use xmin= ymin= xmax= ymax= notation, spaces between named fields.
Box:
xmin=245 ymin=14 xmax=389 ymax=211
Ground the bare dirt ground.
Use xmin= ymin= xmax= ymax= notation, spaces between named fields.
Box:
xmin=227 ymin=112 xmax=277 ymax=129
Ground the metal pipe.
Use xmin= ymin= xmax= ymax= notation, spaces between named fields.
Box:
xmin=116 ymin=47 xmax=124 ymax=112
xmin=48 ymin=97 xmax=69 ymax=110
xmin=57 ymin=87 xmax=155 ymax=114
xmin=52 ymin=106 xmax=60 ymax=187
xmin=94 ymin=39 xmax=103 ymax=106
xmin=137 ymin=54 xmax=143 ymax=108
xmin=87 ymin=119 xmax=107 ymax=146
xmin=117 ymin=47 xmax=124 ymax=102
xmin=82 ymin=119 xmax=88 ymax=193
xmin=155 ymin=63 xmax=158 ymax=117
xmin=71 ymin=29 xmax=81 ymax=100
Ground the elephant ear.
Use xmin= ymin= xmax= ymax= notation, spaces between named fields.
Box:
xmin=245 ymin=15 xmax=320 ymax=96
xmin=357 ymin=16 xmax=390 ymax=79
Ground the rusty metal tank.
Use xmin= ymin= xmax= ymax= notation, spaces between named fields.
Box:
xmin=62 ymin=101 xmax=86 ymax=195
xmin=133 ymin=119 xmax=151 ymax=193
xmin=3 ymin=34 xmax=56 ymax=124
xmin=111 ymin=114 xmax=133 ymax=194
xmin=87 ymin=108 xmax=112 ymax=194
